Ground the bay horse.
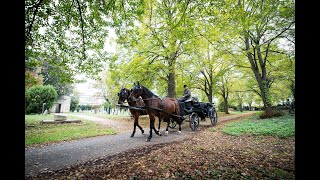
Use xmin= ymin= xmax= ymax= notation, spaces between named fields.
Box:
xmin=117 ymin=88 xmax=162 ymax=137
xmin=128 ymin=82 xmax=184 ymax=142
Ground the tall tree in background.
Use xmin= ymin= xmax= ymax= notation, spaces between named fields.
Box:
xmin=114 ymin=0 xmax=197 ymax=97
xmin=233 ymin=0 xmax=295 ymax=113
xmin=216 ymin=71 xmax=236 ymax=114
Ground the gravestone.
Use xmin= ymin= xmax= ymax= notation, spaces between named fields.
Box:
xmin=54 ymin=114 xmax=67 ymax=121
xmin=43 ymin=109 xmax=48 ymax=115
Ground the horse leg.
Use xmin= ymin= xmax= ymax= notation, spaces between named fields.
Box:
xmin=157 ymin=116 xmax=162 ymax=136
xmin=165 ymin=118 xmax=170 ymax=135
xmin=177 ymin=118 xmax=182 ymax=134
xmin=152 ymin=120 xmax=161 ymax=136
xmin=147 ymin=115 xmax=155 ymax=142
xmin=130 ymin=113 xmax=138 ymax=137
xmin=137 ymin=123 xmax=144 ymax=134
xmin=151 ymin=114 xmax=161 ymax=136
xmin=136 ymin=113 xmax=144 ymax=134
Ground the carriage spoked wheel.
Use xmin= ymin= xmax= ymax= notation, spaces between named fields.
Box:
xmin=189 ymin=113 xmax=199 ymax=131
xmin=210 ymin=110 xmax=218 ymax=127
xmin=168 ymin=118 xmax=177 ymax=129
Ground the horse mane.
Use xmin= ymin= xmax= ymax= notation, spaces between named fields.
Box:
xmin=142 ymin=86 xmax=159 ymax=98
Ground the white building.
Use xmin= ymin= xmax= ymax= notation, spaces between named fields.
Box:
xmin=50 ymin=95 xmax=71 ymax=113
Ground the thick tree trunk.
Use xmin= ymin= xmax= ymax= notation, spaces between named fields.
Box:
xmin=244 ymin=37 xmax=273 ymax=113
xmin=239 ymin=103 xmax=243 ymax=112
xmin=224 ymin=97 xmax=229 ymax=114
xmin=167 ymin=55 xmax=176 ymax=98
xmin=168 ymin=72 xmax=176 ymax=98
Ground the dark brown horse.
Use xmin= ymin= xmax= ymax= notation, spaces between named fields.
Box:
xmin=117 ymin=88 xmax=161 ymax=137
xmin=128 ymin=82 xmax=184 ymax=142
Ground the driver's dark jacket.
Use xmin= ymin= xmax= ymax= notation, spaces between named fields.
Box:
xmin=183 ymin=88 xmax=191 ymax=99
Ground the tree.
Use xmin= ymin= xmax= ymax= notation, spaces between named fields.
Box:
xmin=234 ymin=0 xmax=295 ymax=114
xmin=216 ymin=71 xmax=235 ymax=114
xmin=25 ymin=0 xmax=144 ymax=83
xmin=113 ymin=0 xmax=198 ymax=97
xmin=70 ymin=96 xmax=79 ymax=112
xmin=25 ymin=70 xmax=43 ymax=89
xmin=197 ymin=0 xmax=294 ymax=115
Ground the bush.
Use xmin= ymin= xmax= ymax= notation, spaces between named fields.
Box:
xmin=25 ymin=85 xmax=58 ymax=114
xmin=259 ymin=110 xmax=284 ymax=119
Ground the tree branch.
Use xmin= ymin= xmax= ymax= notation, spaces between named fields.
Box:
xmin=249 ymin=88 xmax=261 ymax=97
xmin=235 ymin=65 xmax=252 ymax=69
xmin=67 ymin=0 xmax=75 ymax=28
xmin=26 ymin=0 xmax=44 ymax=44
xmin=261 ymin=21 xmax=295 ymax=45
xmin=76 ymin=0 xmax=86 ymax=64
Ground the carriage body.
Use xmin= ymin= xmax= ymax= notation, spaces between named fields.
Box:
xmin=180 ymin=99 xmax=218 ymax=131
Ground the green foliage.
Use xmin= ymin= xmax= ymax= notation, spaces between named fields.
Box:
xmin=25 ymin=0 xmax=128 ymax=80
xmin=25 ymin=85 xmax=58 ymax=114
xmin=40 ymin=61 xmax=75 ymax=95
xmin=221 ymin=114 xmax=295 ymax=138
xmin=70 ymin=96 xmax=79 ymax=112
xmin=103 ymin=101 xmax=111 ymax=111
xmin=25 ymin=114 xmax=115 ymax=146
xmin=25 ymin=0 xmax=294 ymax=111
xmin=25 ymin=70 xmax=43 ymax=89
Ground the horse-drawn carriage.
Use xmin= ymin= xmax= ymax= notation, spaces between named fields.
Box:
xmin=179 ymin=97 xmax=218 ymax=131
xmin=117 ymin=83 xmax=218 ymax=142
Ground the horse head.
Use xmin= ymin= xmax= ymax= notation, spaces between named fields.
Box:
xmin=129 ymin=82 xmax=143 ymax=99
xmin=117 ymin=87 xmax=130 ymax=105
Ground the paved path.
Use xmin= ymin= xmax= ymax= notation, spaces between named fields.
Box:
xmin=25 ymin=112 xmax=255 ymax=177
xmin=64 ymin=113 xmax=131 ymax=131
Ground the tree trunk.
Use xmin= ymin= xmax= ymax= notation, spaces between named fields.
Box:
xmin=208 ymin=88 xmax=213 ymax=103
xmin=248 ymin=103 xmax=252 ymax=111
xmin=244 ymin=37 xmax=273 ymax=113
xmin=224 ymin=97 xmax=229 ymax=114
xmin=167 ymin=55 xmax=176 ymax=98
xmin=168 ymin=72 xmax=176 ymax=97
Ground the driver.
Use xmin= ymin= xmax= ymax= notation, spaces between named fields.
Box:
xmin=180 ymin=84 xmax=191 ymax=102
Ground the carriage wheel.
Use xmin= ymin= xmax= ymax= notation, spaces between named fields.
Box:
xmin=189 ymin=113 xmax=199 ymax=131
xmin=210 ymin=110 xmax=218 ymax=126
xmin=169 ymin=118 xmax=177 ymax=129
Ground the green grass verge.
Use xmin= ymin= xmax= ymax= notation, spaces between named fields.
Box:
xmin=221 ymin=114 xmax=295 ymax=138
xmin=25 ymin=114 xmax=116 ymax=146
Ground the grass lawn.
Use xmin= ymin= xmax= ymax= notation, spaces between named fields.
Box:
xmin=25 ymin=114 xmax=116 ymax=146
xmin=220 ymin=114 xmax=295 ymax=138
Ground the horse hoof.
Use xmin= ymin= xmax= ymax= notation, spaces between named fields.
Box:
xmin=146 ymin=138 xmax=151 ymax=142
xmin=178 ymin=131 xmax=181 ymax=134
xmin=159 ymin=132 xmax=162 ymax=136
xmin=141 ymin=130 xmax=144 ymax=134
xmin=130 ymin=134 xmax=134 ymax=138
xmin=165 ymin=131 xmax=169 ymax=135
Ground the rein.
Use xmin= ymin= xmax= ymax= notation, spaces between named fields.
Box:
xmin=131 ymin=97 xmax=161 ymax=102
